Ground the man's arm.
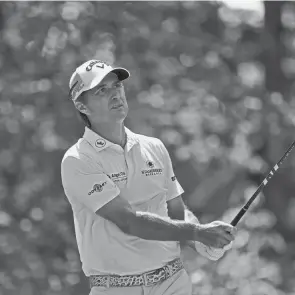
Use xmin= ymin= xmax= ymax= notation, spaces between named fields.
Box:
xmin=167 ymin=195 xmax=201 ymax=249
xmin=167 ymin=195 xmax=237 ymax=250
xmin=96 ymin=195 xmax=199 ymax=242
xmin=167 ymin=194 xmax=200 ymax=223
xmin=62 ymin=156 xmax=235 ymax=247
xmin=96 ymin=194 xmax=235 ymax=248
xmin=166 ymin=195 xmax=186 ymax=220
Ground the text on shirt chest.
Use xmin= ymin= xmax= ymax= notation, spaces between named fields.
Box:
xmin=141 ymin=159 xmax=163 ymax=177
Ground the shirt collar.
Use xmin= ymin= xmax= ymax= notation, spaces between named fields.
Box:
xmin=83 ymin=126 xmax=139 ymax=152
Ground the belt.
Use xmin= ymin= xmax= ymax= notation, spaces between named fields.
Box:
xmin=89 ymin=258 xmax=183 ymax=288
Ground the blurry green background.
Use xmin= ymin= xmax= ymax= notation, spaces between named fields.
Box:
xmin=1 ymin=1 xmax=295 ymax=295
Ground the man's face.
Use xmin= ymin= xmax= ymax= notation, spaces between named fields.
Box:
xmin=77 ymin=72 xmax=128 ymax=124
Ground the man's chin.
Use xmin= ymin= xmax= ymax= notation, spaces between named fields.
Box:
xmin=111 ymin=111 xmax=128 ymax=122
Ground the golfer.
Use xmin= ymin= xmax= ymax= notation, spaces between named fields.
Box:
xmin=61 ymin=59 xmax=237 ymax=295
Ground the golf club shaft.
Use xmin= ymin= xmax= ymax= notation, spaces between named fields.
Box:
xmin=231 ymin=140 xmax=295 ymax=226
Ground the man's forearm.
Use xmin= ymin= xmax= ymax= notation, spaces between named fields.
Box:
xmin=182 ymin=208 xmax=200 ymax=250
xmin=128 ymin=211 xmax=200 ymax=242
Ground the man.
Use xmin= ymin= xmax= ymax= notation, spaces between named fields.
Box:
xmin=61 ymin=59 xmax=237 ymax=295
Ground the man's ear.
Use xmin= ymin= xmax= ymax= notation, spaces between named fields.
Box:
xmin=74 ymin=101 xmax=90 ymax=115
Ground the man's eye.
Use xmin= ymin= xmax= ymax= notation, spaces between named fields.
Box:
xmin=99 ymin=87 xmax=107 ymax=93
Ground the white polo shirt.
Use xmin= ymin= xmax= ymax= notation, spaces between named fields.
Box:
xmin=61 ymin=127 xmax=184 ymax=276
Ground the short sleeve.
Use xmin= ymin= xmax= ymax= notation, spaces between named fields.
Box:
xmin=159 ymin=141 xmax=184 ymax=201
xmin=61 ymin=156 xmax=120 ymax=212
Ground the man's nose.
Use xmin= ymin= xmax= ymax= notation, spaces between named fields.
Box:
xmin=110 ymin=89 xmax=121 ymax=100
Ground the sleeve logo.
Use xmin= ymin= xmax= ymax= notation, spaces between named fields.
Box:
xmin=171 ymin=176 xmax=176 ymax=182
xmin=88 ymin=182 xmax=107 ymax=195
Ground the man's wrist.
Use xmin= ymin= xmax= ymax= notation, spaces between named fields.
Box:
xmin=192 ymin=222 xmax=203 ymax=242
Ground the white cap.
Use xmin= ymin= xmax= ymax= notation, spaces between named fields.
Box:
xmin=69 ymin=60 xmax=130 ymax=101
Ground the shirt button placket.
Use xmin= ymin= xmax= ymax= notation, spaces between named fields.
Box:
xmin=124 ymin=146 xmax=133 ymax=188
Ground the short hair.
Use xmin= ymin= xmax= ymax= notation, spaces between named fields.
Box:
xmin=75 ymin=93 xmax=91 ymax=128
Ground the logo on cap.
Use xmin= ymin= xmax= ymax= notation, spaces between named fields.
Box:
xmin=86 ymin=60 xmax=110 ymax=72
xmin=95 ymin=139 xmax=106 ymax=148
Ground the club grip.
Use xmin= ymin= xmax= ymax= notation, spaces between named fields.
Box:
xmin=230 ymin=208 xmax=247 ymax=226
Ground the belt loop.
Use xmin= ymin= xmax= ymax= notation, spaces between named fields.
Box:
xmin=164 ymin=265 xmax=170 ymax=279
xmin=142 ymin=273 xmax=148 ymax=286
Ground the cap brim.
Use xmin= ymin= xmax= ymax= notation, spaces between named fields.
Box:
xmin=111 ymin=67 xmax=130 ymax=81
xmin=88 ymin=67 xmax=130 ymax=91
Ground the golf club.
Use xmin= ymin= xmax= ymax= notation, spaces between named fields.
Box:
xmin=230 ymin=140 xmax=295 ymax=226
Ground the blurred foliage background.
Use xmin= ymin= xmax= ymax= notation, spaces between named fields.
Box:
xmin=1 ymin=1 xmax=295 ymax=295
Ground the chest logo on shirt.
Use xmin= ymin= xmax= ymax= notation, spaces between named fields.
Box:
xmin=107 ymin=171 xmax=127 ymax=183
xmin=88 ymin=181 xmax=107 ymax=195
xmin=146 ymin=160 xmax=154 ymax=168
xmin=141 ymin=160 xmax=163 ymax=176
xmin=95 ymin=139 xmax=106 ymax=148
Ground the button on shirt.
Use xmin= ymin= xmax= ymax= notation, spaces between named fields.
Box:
xmin=61 ymin=127 xmax=184 ymax=276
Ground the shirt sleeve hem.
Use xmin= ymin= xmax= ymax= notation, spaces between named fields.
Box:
xmin=167 ymin=187 xmax=185 ymax=201
xmin=90 ymin=189 xmax=121 ymax=213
